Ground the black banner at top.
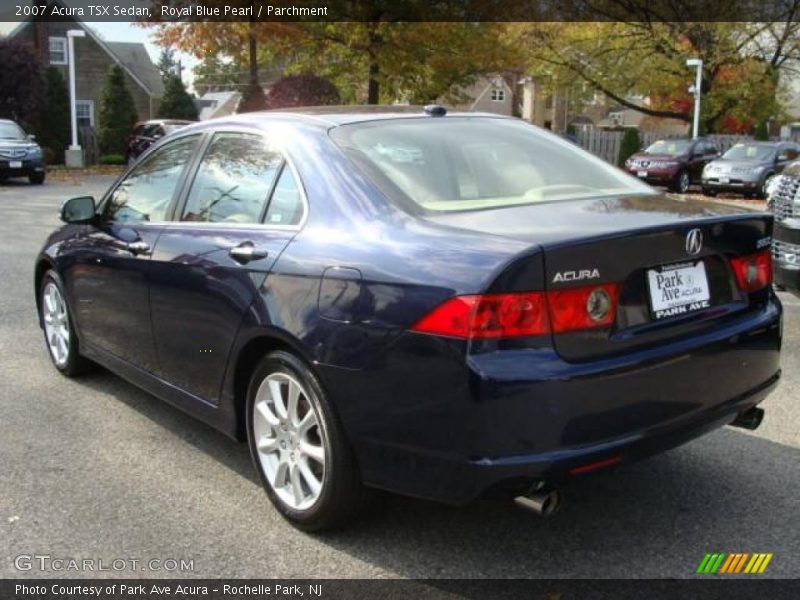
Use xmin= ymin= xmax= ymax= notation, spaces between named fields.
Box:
xmin=1 ymin=0 xmax=799 ymax=22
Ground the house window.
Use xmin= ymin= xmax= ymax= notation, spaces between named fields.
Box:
xmin=49 ymin=37 xmax=67 ymax=65
xmin=490 ymin=87 xmax=505 ymax=102
xmin=75 ymin=101 xmax=94 ymax=127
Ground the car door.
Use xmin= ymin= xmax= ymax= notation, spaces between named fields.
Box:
xmin=148 ymin=130 xmax=306 ymax=403
xmin=68 ymin=134 xmax=201 ymax=372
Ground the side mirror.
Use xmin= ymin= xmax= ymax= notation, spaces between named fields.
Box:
xmin=60 ymin=196 xmax=96 ymax=223
xmin=27 ymin=133 xmax=36 ymax=142
xmin=777 ymin=153 xmax=789 ymax=162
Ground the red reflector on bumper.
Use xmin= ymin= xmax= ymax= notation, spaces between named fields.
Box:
xmin=568 ymin=456 xmax=622 ymax=476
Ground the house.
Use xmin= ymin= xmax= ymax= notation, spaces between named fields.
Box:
xmin=7 ymin=4 xmax=163 ymax=128
xmin=444 ymin=75 xmax=515 ymax=116
xmin=196 ymin=91 xmax=241 ymax=121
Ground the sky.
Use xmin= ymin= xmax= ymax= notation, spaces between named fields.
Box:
xmin=0 ymin=21 xmax=198 ymax=90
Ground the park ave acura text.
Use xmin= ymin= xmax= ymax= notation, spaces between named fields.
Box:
xmin=35 ymin=106 xmax=782 ymax=530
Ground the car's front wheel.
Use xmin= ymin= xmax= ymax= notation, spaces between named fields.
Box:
xmin=39 ymin=271 xmax=93 ymax=376
xmin=29 ymin=172 xmax=45 ymax=185
xmin=246 ymin=350 xmax=369 ymax=531
xmin=672 ymin=170 xmax=690 ymax=194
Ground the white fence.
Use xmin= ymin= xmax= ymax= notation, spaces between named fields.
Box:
xmin=576 ymin=129 xmax=759 ymax=165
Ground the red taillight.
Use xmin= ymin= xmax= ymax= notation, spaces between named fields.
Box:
xmin=411 ymin=293 xmax=550 ymax=339
xmin=411 ymin=284 xmax=621 ymax=340
xmin=730 ymin=249 xmax=772 ymax=293
xmin=547 ymin=283 xmax=620 ymax=333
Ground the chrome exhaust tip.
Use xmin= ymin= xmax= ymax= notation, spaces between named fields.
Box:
xmin=730 ymin=407 xmax=765 ymax=431
xmin=514 ymin=486 xmax=562 ymax=517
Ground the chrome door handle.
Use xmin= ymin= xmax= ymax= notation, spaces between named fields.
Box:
xmin=125 ymin=240 xmax=150 ymax=254
xmin=229 ymin=244 xmax=269 ymax=264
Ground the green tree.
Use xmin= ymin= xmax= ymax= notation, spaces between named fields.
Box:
xmin=35 ymin=67 xmax=70 ymax=164
xmin=156 ymin=48 xmax=178 ymax=82
xmin=0 ymin=39 xmax=45 ymax=128
xmin=97 ymin=65 xmax=138 ymax=155
xmin=618 ymin=128 xmax=641 ymax=167
xmin=158 ymin=75 xmax=198 ymax=120
xmin=192 ymin=54 xmax=245 ymax=96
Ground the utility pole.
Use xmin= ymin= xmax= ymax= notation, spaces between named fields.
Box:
xmin=686 ymin=58 xmax=703 ymax=139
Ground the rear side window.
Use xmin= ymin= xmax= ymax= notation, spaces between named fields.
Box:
xmin=181 ymin=133 xmax=282 ymax=223
xmin=105 ymin=135 xmax=199 ymax=224
xmin=264 ymin=167 xmax=304 ymax=226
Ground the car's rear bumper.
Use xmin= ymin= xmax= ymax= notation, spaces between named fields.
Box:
xmin=774 ymin=219 xmax=800 ymax=296
xmin=326 ymin=297 xmax=782 ymax=505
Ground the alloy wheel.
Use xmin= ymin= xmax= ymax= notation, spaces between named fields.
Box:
xmin=42 ymin=281 xmax=70 ymax=367
xmin=252 ymin=372 xmax=327 ymax=511
xmin=678 ymin=171 xmax=690 ymax=193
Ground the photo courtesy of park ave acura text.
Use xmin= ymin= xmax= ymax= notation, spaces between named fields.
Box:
xmin=0 ymin=0 xmax=799 ymax=596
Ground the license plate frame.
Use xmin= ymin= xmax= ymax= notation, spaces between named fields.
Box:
xmin=637 ymin=170 xmax=648 ymax=178
xmin=9 ymin=160 xmax=22 ymax=169
xmin=718 ymin=176 xmax=729 ymax=184
xmin=646 ymin=260 xmax=711 ymax=320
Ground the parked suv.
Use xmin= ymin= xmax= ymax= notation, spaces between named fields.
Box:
xmin=769 ymin=162 xmax=800 ymax=297
xmin=0 ymin=119 xmax=45 ymax=185
xmin=125 ymin=119 xmax=193 ymax=164
xmin=702 ymin=141 xmax=799 ymax=198
xmin=624 ymin=138 xmax=719 ymax=193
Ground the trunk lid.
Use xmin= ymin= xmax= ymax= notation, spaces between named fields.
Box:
xmin=425 ymin=194 xmax=773 ymax=361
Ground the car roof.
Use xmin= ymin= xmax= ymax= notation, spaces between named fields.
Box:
xmin=196 ymin=105 xmax=512 ymax=130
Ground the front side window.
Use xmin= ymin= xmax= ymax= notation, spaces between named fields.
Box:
xmin=105 ymin=135 xmax=199 ymax=224
xmin=331 ymin=117 xmax=653 ymax=213
xmin=49 ymin=37 xmax=67 ymax=65
xmin=181 ymin=133 xmax=282 ymax=223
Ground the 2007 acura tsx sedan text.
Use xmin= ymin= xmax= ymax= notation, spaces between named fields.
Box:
xmin=36 ymin=106 xmax=782 ymax=530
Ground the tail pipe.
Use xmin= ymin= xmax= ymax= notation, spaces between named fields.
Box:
xmin=514 ymin=485 xmax=562 ymax=517
xmin=730 ymin=407 xmax=765 ymax=431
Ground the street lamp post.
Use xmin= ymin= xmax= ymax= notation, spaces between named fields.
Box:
xmin=686 ymin=58 xmax=703 ymax=139
xmin=65 ymin=29 xmax=86 ymax=168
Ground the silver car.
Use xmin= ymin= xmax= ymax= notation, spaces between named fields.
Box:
xmin=701 ymin=141 xmax=799 ymax=198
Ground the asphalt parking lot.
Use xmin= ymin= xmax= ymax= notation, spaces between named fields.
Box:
xmin=1 ymin=175 xmax=798 ymax=579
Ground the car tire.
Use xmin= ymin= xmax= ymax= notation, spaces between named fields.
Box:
xmin=39 ymin=270 xmax=94 ymax=376
xmin=672 ymin=170 xmax=690 ymax=194
xmin=246 ymin=350 xmax=370 ymax=531
xmin=29 ymin=172 xmax=45 ymax=185
xmin=702 ymin=188 xmax=717 ymax=197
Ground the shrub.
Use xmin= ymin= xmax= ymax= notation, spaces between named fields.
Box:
xmin=264 ymin=74 xmax=341 ymax=110
xmin=618 ymin=127 xmax=641 ymax=166
xmin=158 ymin=75 xmax=197 ymax=120
xmin=99 ymin=154 xmax=127 ymax=165
xmin=36 ymin=67 xmax=70 ymax=164
xmin=236 ymin=83 xmax=268 ymax=113
xmin=97 ymin=65 xmax=138 ymax=155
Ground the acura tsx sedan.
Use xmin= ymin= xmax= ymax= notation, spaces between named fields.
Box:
xmin=36 ymin=106 xmax=782 ymax=530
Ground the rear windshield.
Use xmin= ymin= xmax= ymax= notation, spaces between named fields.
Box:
xmin=330 ymin=117 xmax=653 ymax=213
xmin=722 ymin=143 xmax=776 ymax=161
xmin=0 ymin=122 xmax=26 ymax=140
xmin=643 ymin=140 xmax=691 ymax=156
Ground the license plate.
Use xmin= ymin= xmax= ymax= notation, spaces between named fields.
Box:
xmin=647 ymin=261 xmax=710 ymax=320
xmin=9 ymin=160 xmax=22 ymax=168
xmin=637 ymin=170 xmax=647 ymax=178
xmin=718 ymin=176 xmax=729 ymax=184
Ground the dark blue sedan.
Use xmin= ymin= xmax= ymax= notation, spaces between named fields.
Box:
xmin=36 ymin=106 xmax=782 ymax=530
